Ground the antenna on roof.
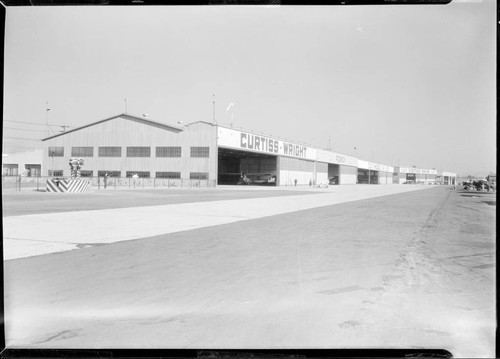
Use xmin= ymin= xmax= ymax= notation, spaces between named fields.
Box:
xmin=213 ymin=94 xmax=217 ymax=125
xmin=60 ymin=125 xmax=70 ymax=133
xmin=124 ymin=98 xmax=128 ymax=114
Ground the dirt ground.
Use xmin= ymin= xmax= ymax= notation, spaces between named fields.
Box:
xmin=2 ymin=186 xmax=496 ymax=357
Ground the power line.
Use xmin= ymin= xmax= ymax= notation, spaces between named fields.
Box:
xmin=2 ymin=144 xmax=40 ymax=148
xmin=4 ymin=119 xmax=46 ymax=126
xmin=2 ymin=147 xmax=41 ymax=151
xmin=3 ymin=127 xmax=47 ymax=132
xmin=3 ymin=136 xmax=41 ymax=141
xmin=4 ymin=119 xmax=67 ymax=127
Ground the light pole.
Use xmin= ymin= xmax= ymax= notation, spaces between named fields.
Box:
xmin=50 ymin=151 xmax=55 ymax=177
xmin=226 ymin=103 xmax=234 ymax=128
xmin=45 ymin=103 xmax=51 ymax=137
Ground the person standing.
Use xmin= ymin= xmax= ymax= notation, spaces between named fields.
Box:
xmin=294 ymin=179 xmax=298 ymax=187
xmin=104 ymin=172 xmax=109 ymax=189
xmin=132 ymin=173 xmax=139 ymax=188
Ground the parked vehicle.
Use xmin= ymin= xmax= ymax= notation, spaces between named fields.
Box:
xmin=464 ymin=179 xmax=493 ymax=191
xmin=328 ymin=176 xmax=338 ymax=185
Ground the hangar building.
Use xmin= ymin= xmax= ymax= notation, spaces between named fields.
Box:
xmin=40 ymin=113 xmax=456 ymax=186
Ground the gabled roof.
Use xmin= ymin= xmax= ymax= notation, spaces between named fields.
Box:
xmin=41 ymin=113 xmax=184 ymax=141
xmin=186 ymin=120 xmax=216 ymax=127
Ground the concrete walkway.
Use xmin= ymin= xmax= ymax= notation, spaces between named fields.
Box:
xmin=4 ymin=185 xmax=433 ymax=260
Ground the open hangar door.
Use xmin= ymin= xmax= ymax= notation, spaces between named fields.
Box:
xmin=217 ymin=147 xmax=278 ymax=185
xmin=328 ymin=163 xmax=340 ymax=185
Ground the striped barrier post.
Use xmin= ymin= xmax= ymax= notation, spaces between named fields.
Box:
xmin=46 ymin=179 xmax=91 ymax=193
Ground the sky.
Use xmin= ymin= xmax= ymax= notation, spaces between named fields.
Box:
xmin=2 ymin=1 xmax=496 ymax=176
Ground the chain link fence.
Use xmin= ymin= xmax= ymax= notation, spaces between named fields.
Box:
xmin=2 ymin=175 xmax=217 ymax=192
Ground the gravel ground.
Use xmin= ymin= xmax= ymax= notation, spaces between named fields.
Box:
xmin=3 ymin=187 xmax=496 ymax=357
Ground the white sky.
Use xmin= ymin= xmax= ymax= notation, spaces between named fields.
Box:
xmin=3 ymin=1 xmax=496 ymax=176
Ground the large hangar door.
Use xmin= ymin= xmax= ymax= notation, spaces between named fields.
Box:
xmin=217 ymin=147 xmax=278 ymax=185
xmin=328 ymin=164 xmax=340 ymax=185
xmin=279 ymin=157 xmax=316 ymax=186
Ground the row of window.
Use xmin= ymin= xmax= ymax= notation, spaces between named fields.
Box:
xmin=48 ymin=170 xmax=209 ymax=180
xmin=48 ymin=146 xmax=209 ymax=158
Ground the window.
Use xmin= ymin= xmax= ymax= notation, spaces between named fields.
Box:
xmin=97 ymin=170 xmax=121 ymax=177
xmin=48 ymin=170 xmax=64 ymax=177
xmin=156 ymin=146 xmax=182 ymax=157
xmin=126 ymin=171 xmax=150 ymax=178
xmin=126 ymin=147 xmax=151 ymax=157
xmin=190 ymin=147 xmax=209 ymax=158
xmin=25 ymin=164 xmax=41 ymax=177
xmin=156 ymin=172 xmax=181 ymax=179
xmin=98 ymin=147 xmax=121 ymax=157
xmin=190 ymin=172 xmax=208 ymax=180
xmin=48 ymin=147 xmax=64 ymax=157
xmin=71 ymin=147 xmax=94 ymax=157
xmin=80 ymin=170 xmax=94 ymax=177
xmin=3 ymin=164 xmax=18 ymax=176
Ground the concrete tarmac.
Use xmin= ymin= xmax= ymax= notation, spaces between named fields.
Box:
xmin=3 ymin=186 xmax=496 ymax=357
xmin=4 ymin=185 xmax=431 ymax=260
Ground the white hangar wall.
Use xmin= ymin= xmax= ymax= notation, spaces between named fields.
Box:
xmin=339 ymin=165 xmax=357 ymax=185
xmin=42 ymin=114 xmax=218 ymax=181
xmin=40 ymin=114 xmax=457 ymax=187
xmin=217 ymin=126 xmax=322 ymax=186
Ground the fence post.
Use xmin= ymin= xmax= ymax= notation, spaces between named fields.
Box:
xmin=142 ymin=178 xmax=144 ymax=189
xmin=18 ymin=175 xmax=21 ymax=192
xmin=37 ymin=176 xmax=39 ymax=191
xmin=154 ymin=177 xmax=156 ymax=189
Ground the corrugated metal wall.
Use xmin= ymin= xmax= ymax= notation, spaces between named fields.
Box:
xmin=379 ymin=171 xmax=389 ymax=184
xmin=339 ymin=165 xmax=357 ymax=184
xmin=42 ymin=116 xmax=217 ymax=180
xmin=278 ymin=157 xmax=317 ymax=186
xmin=316 ymin=162 xmax=328 ymax=185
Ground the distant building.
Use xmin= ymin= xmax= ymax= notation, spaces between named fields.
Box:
xmin=2 ymin=149 xmax=43 ymax=177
